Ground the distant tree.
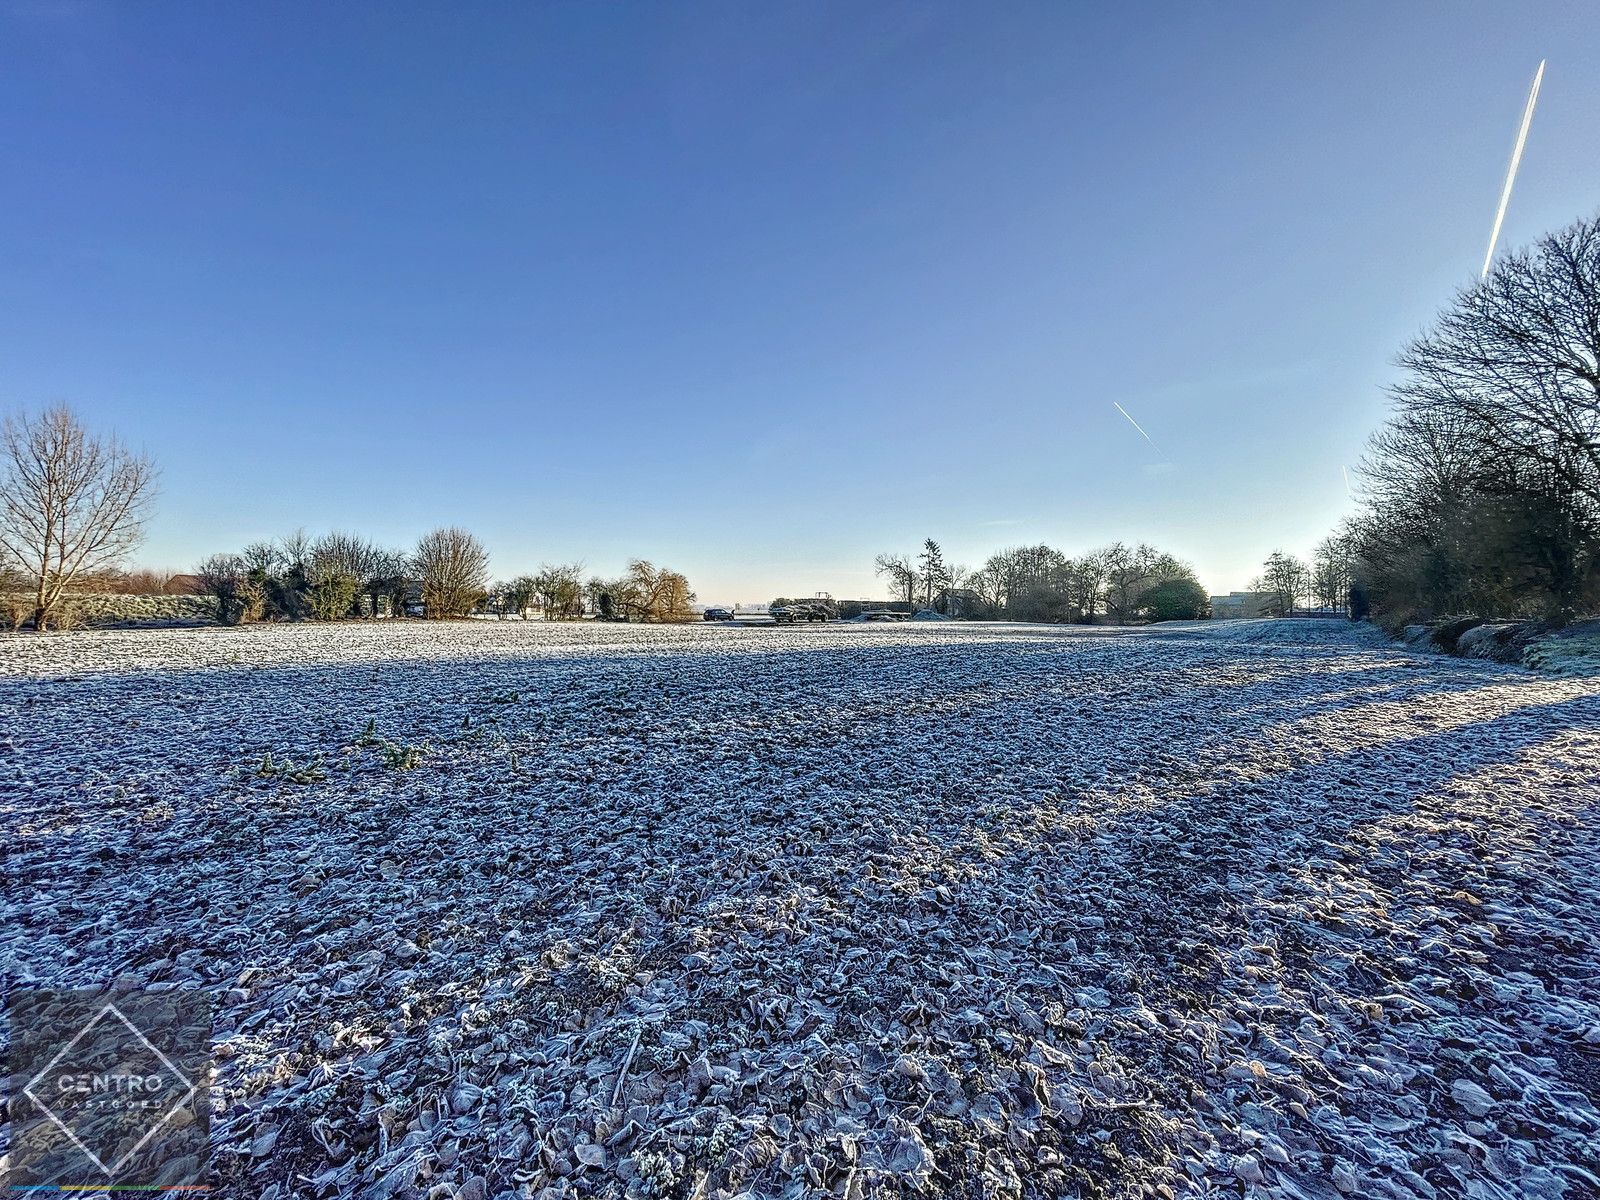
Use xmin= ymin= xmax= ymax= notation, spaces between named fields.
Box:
xmin=1139 ymin=576 xmax=1210 ymax=621
xmin=534 ymin=562 xmax=585 ymax=619
xmin=1009 ymin=579 xmax=1073 ymax=623
xmin=502 ymin=575 xmax=538 ymax=618
xmin=624 ymin=559 xmax=696 ymax=621
xmin=1254 ymin=550 xmax=1310 ymax=616
xmin=277 ymin=529 xmax=311 ymax=576
xmin=592 ymin=574 xmax=639 ymax=620
xmin=415 ymin=527 xmax=489 ymax=618
xmin=1102 ymin=543 xmax=1186 ymax=623
xmin=194 ymin=553 xmax=249 ymax=625
xmin=976 ymin=545 xmax=1072 ymax=620
xmin=1312 ymin=526 xmax=1356 ymax=611
xmin=363 ymin=547 xmax=411 ymax=619
xmin=1064 ymin=552 xmax=1107 ymax=623
xmin=918 ymin=539 xmax=949 ymax=608
xmin=874 ymin=552 xmax=919 ymax=607
xmin=261 ymin=529 xmax=313 ymax=620
xmin=240 ymin=540 xmax=281 ymax=574
xmin=382 ymin=552 xmax=416 ymax=619
xmin=306 ymin=532 xmax=373 ymax=620
xmin=0 ymin=405 xmax=158 ymax=630
xmin=967 ymin=562 xmax=1005 ymax=613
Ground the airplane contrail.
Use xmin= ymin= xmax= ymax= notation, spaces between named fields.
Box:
xmin=1342 ymin=465 xmax=1352 ymax=499
xmin=1481 ymin=59 xmax=1544 ymax=279
xmin=1112 ymin=402 xmax=1158 ymax=450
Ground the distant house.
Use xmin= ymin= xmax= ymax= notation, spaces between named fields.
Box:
xmin=836 ymin=599 xmax=914 ymax=619
xmin=1209 ymin=591 xmax=1274 ymax=620
xmin=935 ymin=587 xmax=983 ymax=617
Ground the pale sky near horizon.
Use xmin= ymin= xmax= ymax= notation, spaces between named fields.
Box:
xmin=3 ymin=2 xmax=1598 ymax=604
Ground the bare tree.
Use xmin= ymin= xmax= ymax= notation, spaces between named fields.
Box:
xmin=104 ymin=567 xmax=176 ymax=595
xmin=415 ymin=527 xmax=489 ymax=618
xmin=874 ymin=552 xmax=919 ymax=607
xmin=195 ymin=553 xmax=248 ymax=625
xmin=1348 ymin=213 xmax=1600 ymax=624
xmin=0 ymin=406 xmax=158 ymax=630
xmin=1064 ymin=551 xmax=1107 ymax=623
xmin=1002 ymin=545 xmax=1072 ymax=622
xmin=240 ymin=540 xmax=282 ymax=574
xmin=277 ymin=528 xmax=312 ymax=576
xmin=533 ymin=562 xmax=585 ymax=619
xmin=1253 ymin=550 xmax=1310 ymax=616
xmin=1312 ymin=525 xmax=1356 ymax=611
xmin=1394 ymin=214 xmax=1600 ymax=509
xmin=967 ymin=561 xmax=1005 ymax=613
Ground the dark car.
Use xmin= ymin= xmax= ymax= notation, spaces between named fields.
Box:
xmin=770 ymin=602 xmax=832 ymax=624
xmin=702 ymin=607 xmax=734 ymax=621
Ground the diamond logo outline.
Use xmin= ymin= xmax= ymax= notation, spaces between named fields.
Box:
xmin=20 ymin=1001 xmax=199 ymax=1179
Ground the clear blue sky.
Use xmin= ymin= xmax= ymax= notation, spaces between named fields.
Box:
xmin=3 ymin=2 xmax=1597 ymax=604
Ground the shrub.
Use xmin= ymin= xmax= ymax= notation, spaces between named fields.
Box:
xmin=1 ymin=594 xmax=28 ymax=630
xmin=1139 ymin=577 xmax=1210 ymax=621
xmin=306 ymin=574 xmax=360 ymax=621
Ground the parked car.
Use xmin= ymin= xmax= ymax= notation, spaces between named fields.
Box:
xmin=770 ymin=601 xmax=834 ymax=624
xmin=702 ymin=607 xmax=734 ymax=621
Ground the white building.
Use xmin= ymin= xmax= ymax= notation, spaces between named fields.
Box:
xmin=1209 ymin=591 xmax=1274 ymax=620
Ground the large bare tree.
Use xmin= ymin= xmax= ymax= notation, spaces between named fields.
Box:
xmin=414 ymin=526 xmax=489 ymax=618
xmin=0 ymin=406 xmax=157 ymax=630
xmin=1349 ymin=211 xmax=1600 ymax=624
xmin=1394 ymin=214 xmax=1600 ymax=508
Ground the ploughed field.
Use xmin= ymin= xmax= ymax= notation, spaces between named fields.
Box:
xmin=4 ymin=619 xmax=1600 ymax=1200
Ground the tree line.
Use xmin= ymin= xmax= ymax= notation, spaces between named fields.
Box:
xmin=1331 ymin=210 xmax=1600 ymax=629
xmin=194 ymin=526 xmax=494 ymax=623
xmin=197 ymin=534 xmax=698 ymax=624
xmin=482 ymin=560 xmax=695 ymax=623
xmin=0 ymin=403 xmax=702 ymax=629
xmin=875 ymin=537 xmax=1209 ymax=622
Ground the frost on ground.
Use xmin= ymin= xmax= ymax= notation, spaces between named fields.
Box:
xmin=1524 ymin=623 xmax=1600 ymax=678
xmin=3 ymin=619 xmax=1600 ymax=1200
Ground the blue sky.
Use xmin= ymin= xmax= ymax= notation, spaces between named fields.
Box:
xmin=3 ymin=2 xmax=1597 ymax=604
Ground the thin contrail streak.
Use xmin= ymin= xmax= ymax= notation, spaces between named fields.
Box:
xmin=1481 ymin=59 xmax=1544 ymax=280
xmin=1112 ymin=402 xmax=1157 ymax=449
xmin=1342 ymin=465 xmax=1352 ymax=499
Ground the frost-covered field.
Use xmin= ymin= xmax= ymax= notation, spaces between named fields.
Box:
xmin=4 ymin=619 xmax=1600 ymax=1199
